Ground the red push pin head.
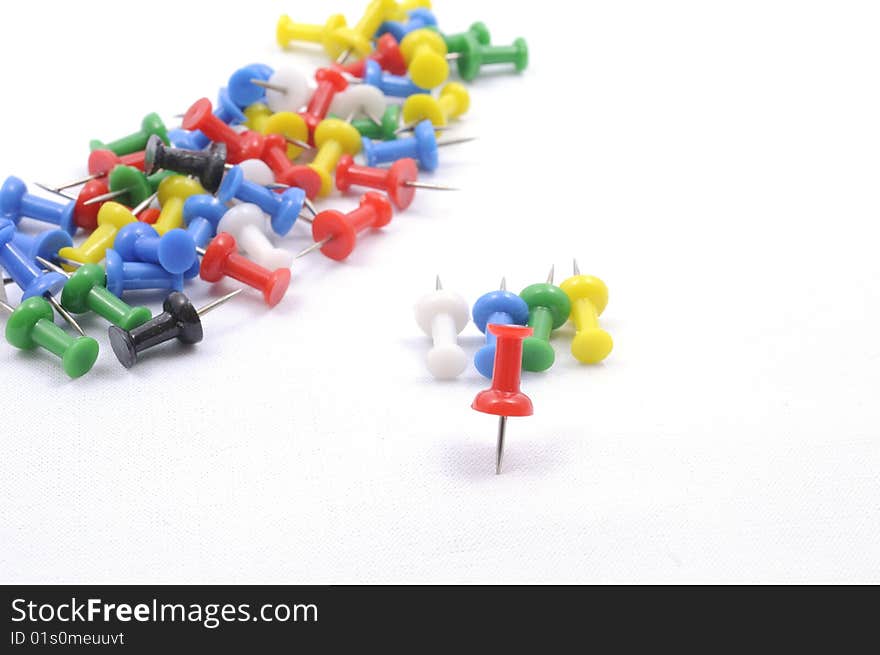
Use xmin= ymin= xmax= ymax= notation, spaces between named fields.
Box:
xmin=472 ymin=323 xmax=534 ymax=474
xmin=74 ymin=179 xmax=110 ymax=231
xmin=200 ymin=232 xmax=291 ymax=307
xmin=303 ymin=192 xmax=392 ymax=261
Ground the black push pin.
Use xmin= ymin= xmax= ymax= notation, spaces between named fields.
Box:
xmin=108 ymin=288 xmax=240 ymax=368
xmin=144 ymin=135 xmax=228 ymax=193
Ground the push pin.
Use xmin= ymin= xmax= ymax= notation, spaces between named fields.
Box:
xmin=399 ymin=28 xmax=449 ymax=90
xmin=276 ymin=13 xmax=348 ymax=58
xmin=144 ymin=135 xmax=228 ymax=193
xmin=82 ymin=166 xmax=173 ymax=208
xmin=0 ymin=294 xmax=99 ymax=379
xmin=0 ymin=219 xmax=84 ymax=335
xmin=520 ymin=266 xmax=571 ymax=372
xmin=343 ymin=105 xmax=401 ymax=141
xmin=153 ymin=175 xmax=206 ymax=235
xmin=183 ymin=194 xmax=228 ymax=248
xmin=0 ymin=176 xmax=76 ymax=235
xmin=90 ymin=113 xmax=169 ymax=156
xmin=249 ymin=67 xmax=311 ymax=113
xmin=237 ymin=159 xmax=277 ymax=187
xmin=182 ymin=99 xmax=265 ymax=164
xmin=399 ymin=83 xmax=469 ymax=134
xmin=42 ymin=148 xmax=147 ymax=194
xmin=300 ymin=68 xmax=349 ymax=139
xmin=168 ymin=87 xmax=247 ymax=151
xmin=363 ymin=60 xmax=428 ymax=98
xmin=443 ymin=22 xmax=492 ymax=53
xmin=336 ymin=33 xmax=407 ymax=78
xmin=37 ymin=258 xmax=152 ymax=331
xmin=295 ymin=192 xmax=392 ymax=261
xmin=306 ymin=118 xmax=363 ymax=197
xmin=259 ymin=128 xmax=322 ymax=199
xmin=335 ymin=155 xmax=456 ymax=210
xmin=217 ymin=164 xmax=306 ymax=236
xmin=58 ymin=202 xmax=138 ymax=267
xmin=472 ymin=277 xmax=530 ymax=378
xmin=472 ymin=324 xmax=534 ymax=474
xmin=218 ymin=203 xmax=293 ymax=270
xmin=261 ymin=111 xmax=313 ymax=160
xmin=102 ymin=250 xmax=184 ymax=297
xmin=326 ymin=0 xmax=399 ymax=63
xmin=113 ymin=222 xmax=197 ymax=275
xmin=108 ymin=289 xmax=241 ymax=369
xmin=450 ymin=34 xmax=528 ymax=82
xmin=328 ymin=86 xmax=386 ymax=128
xmin=363 ymin=119 xmax=476 ymax=172
xmin=377 ymin=7 xmax=436 ymax=42
xmin=198 ymin=233 xmax=290 ymax=307
xmin=559 ymin=260 xmax=613 ymax=364
xmin=11 ymin=228 xmax=73 ymax=269
xmin=227 ymin=64 xmax=275 ymax=109
xmin=414 ymin=275 xmax=469 ymax=379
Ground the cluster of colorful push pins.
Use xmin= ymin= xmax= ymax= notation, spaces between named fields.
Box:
xmin=415 ymin=263 xmax=613 ymax=473
xmin=0 ymin=0 xmax=528 ymax=379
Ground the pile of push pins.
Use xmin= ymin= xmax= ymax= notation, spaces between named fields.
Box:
xmin=415 ymin=262 xmax=613 ymax=473
xmin=0 ymin=0 xmax=529 ymax=379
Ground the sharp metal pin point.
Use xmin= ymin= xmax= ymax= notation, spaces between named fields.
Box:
xmin=434 ymin=135 xmax=478 ymax=148
xmin=45 ymin=293 xmax=86 ymax=336
xmin=82 ymin=188 xmax=129 ymax=206
xmin=573 ymin=258 xmax=580 ymax=276
xmin=131 ymin=191 xmax=158 ymax=215
xmin=34 ymin=182 xmax=78 ymax=200
xmin=250 ymin=78 xmax=288 ymax=94
xmin=336 ymin=156 xmax=456 ymax=210
xmin=547 ymin=265 xmax=555 ymax=284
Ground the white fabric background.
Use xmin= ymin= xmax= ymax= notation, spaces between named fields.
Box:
xmin=1 ymin=0 xmax=878 ymax=583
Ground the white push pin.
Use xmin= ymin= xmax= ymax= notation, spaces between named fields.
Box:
xmin=237 ymin=159 xmax=276 ymax=187
xmin=217 ymin=203 xmax=293 ymax=270
xmin=328 ymin=86 xmax=386 ymax=127
xmin=252 ymin=68 xmax=311 ymax=114
xmin=414 ymin=276 xmax=469 ymax=380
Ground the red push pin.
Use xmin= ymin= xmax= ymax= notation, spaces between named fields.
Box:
xmin=335 ymin=155 xmax=456 ymax=210
xmin=336 ymin=33 xmax=407 ymax=78
xmin=182 ymin=98 xmax=265 ymax=164
xmin=38 ymin=149 xmax=147 ymax=197
xmin=260 ymin=134 xmax=323 ymax=200
xmin=74 ymin=180 xmax=158 ymax=231
xmin=300 ymin=68 xmax=349 ymax=141
xmin=198 ymin=233 xmax=290 ymax=307
xmin=295 ymin=192 xmax=392 ymax=261
xmin=472 ymin=324 xmax=534 ymax=474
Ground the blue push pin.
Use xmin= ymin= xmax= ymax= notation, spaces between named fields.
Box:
xmin=472 ymin=277 xmax=530 ymax=378
xmin=114 ymin=223 xmax=197 ymax=275
xmin=183 ymin=194 xmax=228 ymax=248
xmin=169 ymin=87 xmax=247 ymax=151
xmin=227 ymin=63 xmax=274 ymax=108
xmin=0 ymin=176 xmax=76 ymax=235
xmin=0 ymin=219 xmax=67 ymax=301
xmin=362 ymin=60 xmax=428 ymax=98
xmin=105 ymin=249 xmax=184 ymax=298
xmin=363 ymin=119 xmax=439 ymax=171
xmin=11 ymin=228 xmax=73 ymax=267
xmin=216 ymin=165 xmax=305 ymax=236
xmin=376 ymin=8 xmax=437 ymax=42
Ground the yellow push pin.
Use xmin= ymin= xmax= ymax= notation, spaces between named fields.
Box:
xmin=244 ymin=103 xmax=272 ymax=133
xmin=57 ymin=202 xmax=137 ymax=267
xmin=399 ymin=28 xmax=449 ymax=90
xmin=327 ymin=0 xmax=399 ymax=63
xmin=388 ymin=0 xmax=432 ymax=21
xmin=307 ymin=118 xmax=362 ymax=197
xmin=276 ymin=13 xmax=348 ymax=58
xmin=399 ymin=82 xmax=469 ymax=134
xmin=262 ymin=111 xmax=311 ymax=160
xmin=154 ymin=176 xmax=205 ymax=235
xmin=559 ymin=260 xmax=613 ymax=364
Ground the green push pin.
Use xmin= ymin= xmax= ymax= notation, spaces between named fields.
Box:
xmin=1 ymin=296 xmax=99 ymax=378
xmin=82 ymin=166 xmax=174 ymax=207
xmin=519 ymin=266 xmax=571 ymax=372
xmin=334 ymin=105 xmax=402 ymax=141
xmin=89 ymin=112 xmax=169 ymax=155
xmin=442 ymin=22 xmax=492 ymax=52
xmin=37 ymin=257 xmax=152 ymax=331
xmin=450 ymin=32 xmax=528 ymax=82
